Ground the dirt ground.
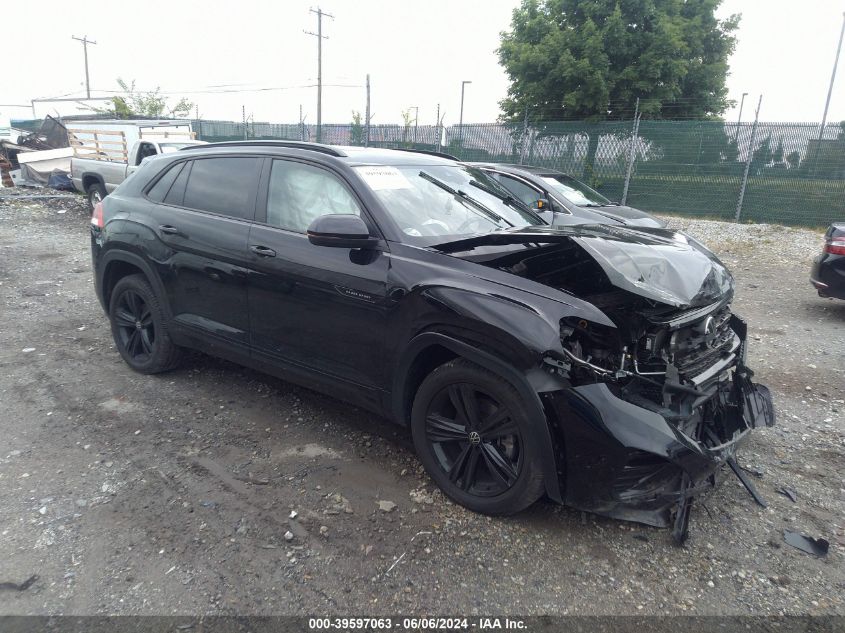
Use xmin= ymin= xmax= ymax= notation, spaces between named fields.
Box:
xmin=0 ymin=193 xmax=843 ymax=616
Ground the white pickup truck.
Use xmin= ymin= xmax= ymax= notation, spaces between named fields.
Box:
xmin=69 ymin=121 xmax=205 ymax=209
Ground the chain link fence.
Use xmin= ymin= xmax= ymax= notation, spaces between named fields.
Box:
xmin=11 ymin=114 xmax=840 ymax=227
xmin=191 ymin=116 xmax=845 ymax=228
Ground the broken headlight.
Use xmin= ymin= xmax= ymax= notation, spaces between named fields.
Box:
xmin=547 ymin=317 xmax=625 ymax=382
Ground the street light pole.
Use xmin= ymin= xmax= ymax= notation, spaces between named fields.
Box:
xmin=458 ymin=80 xmax=472 ymax=155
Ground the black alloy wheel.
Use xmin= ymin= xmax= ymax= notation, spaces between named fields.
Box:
xmin=108 ymin=274 xmax=182 ymax=374
xmin=426 ymin=383 xmax=522 ymax=496
xmin=113 ymin=289 xmax=155 ymax=363
xmin=411 ymin=359 xmax=544 ymax=515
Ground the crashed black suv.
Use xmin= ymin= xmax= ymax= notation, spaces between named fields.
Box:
xmin=90 ymin=141 xmax=774 ymax=541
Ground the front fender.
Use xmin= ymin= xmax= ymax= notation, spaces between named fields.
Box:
xmin=418 ymin=285 xmax=564 ymax=368
xmin=392 ymin=331 xmax=565 ymax=504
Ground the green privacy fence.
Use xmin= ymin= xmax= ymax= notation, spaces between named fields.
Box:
xmin=190 ymin=117 xmax=845 ymax=228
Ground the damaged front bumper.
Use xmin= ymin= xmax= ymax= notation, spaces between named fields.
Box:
xmin=543 ymin=366 xmax=774 ymax=542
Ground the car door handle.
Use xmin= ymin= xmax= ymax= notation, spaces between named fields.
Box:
xmin=250 ymin=245 xmax=277 ymax=258
xmin=159 ymin=224 xmax=181 ymax=235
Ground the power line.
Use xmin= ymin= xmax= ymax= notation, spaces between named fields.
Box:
xmin=42 ymin=83 xmax=363 ymax=99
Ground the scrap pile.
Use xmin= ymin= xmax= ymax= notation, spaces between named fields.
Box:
xmin=0 ymin=116 xmax=74 ymax=190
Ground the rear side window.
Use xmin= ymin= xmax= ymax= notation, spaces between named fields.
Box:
xmin=146 ymin=162 xmax=184 ymax=202
xmin=165 ymin=162 xmax=191 ymax=206
xmin=182 ymin=157 xmax=260 ymax=220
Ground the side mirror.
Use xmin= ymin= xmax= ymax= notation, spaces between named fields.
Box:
xmin=307 ymin=214 xmax=379 ymax=249
xmin=532 ymin=198 xmax=550 ymax=211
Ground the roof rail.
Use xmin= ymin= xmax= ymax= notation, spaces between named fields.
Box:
xmin=179 ymin=140 xmax=347 ymax=157
xmin=390 ymin=148 xmax=458 ymax=161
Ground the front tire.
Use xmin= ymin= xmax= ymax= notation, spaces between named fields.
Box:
xmin=108 ymin=274 xmax=182 ymax=374
xmin=411 ymin=359 xmax=545 ymax=515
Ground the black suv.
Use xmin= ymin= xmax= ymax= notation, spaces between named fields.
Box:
xmin=90 ymin=141 xmax=774 ymax=541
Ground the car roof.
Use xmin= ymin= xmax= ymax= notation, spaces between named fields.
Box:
xmin=178 ymin=141 xmax=457 ymax=166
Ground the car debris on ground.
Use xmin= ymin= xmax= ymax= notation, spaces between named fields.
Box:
xmin=782 ymin=531 xmax=830 ymax=557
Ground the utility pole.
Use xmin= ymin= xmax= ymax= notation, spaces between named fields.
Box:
xmin=71 ymin=35 xmax=97 ymax=99
xmin=735 ymin=92 xmax=748 ymax=143
xmin=305 ymin=7 xmax=333 ymax=143
xmin=365 ymin=74 xmax=371 ymax=147
xmin=242 ymin=105 xmax=247 ymax=140
xmin=458 ymin=80 xmax=472 ymax=156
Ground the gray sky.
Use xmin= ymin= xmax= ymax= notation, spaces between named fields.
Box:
xmin=2 ymin=0 xmax=844 ymax=126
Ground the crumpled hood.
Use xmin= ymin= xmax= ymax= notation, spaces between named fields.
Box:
xmin=432 ymin=224 xmax=734 ymax=308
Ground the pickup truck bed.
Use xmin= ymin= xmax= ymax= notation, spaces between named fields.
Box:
xmin=69 ymin=127 xmax=204 ymax=210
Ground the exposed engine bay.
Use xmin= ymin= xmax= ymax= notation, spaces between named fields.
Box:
xmin=461 ymin=240 xmax=757 ymax=439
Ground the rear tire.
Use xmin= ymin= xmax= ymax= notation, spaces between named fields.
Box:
xmin=87 ymin=182 xmax=107 ymax=213
xmin=411 ymin=359 xmax=544 ymax=515
xmin=108 ymin=274 xmax=182 ymax=374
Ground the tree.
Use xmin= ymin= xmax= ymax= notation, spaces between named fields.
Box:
xmin=498 ymin=0 xmax=740 ymax=174
xmin=95 ymin=78 xmax=194 ymax=119
xmin=350 ymin=111 xmax=364 ymax=146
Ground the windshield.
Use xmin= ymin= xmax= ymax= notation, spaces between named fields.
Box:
xmin=356 ymin=164 xmax=543 ymax=244
xmin=541 ymin=174 xmax=611 ymax=207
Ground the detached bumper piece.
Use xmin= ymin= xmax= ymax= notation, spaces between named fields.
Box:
xmin=545 ymin=367 xmax=775 ymax=544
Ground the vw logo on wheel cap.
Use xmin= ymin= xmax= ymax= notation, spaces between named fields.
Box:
xmin=468 ymin=431 xmax=481 ymax=445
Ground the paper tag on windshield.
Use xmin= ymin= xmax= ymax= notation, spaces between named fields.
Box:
xmin=355 ymin=166 xmax=411 ymax=190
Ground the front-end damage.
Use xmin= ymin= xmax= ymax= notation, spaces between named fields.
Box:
xmin=542 ymin=305 xmax=774 ymax=543
xmin=435 ymin=224 xmax=775 ymax=542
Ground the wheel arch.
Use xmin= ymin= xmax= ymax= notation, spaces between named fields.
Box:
xmin=81 ymin=172 xmax=106 ymax=193
xmin=99 ymin=250 xmax=172 ymax=319
xmin=392 ymin=331 xmax=564 ymax=503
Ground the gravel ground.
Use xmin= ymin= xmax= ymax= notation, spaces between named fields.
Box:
xmin=0 ymin=192 xmax=843 ymax=616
